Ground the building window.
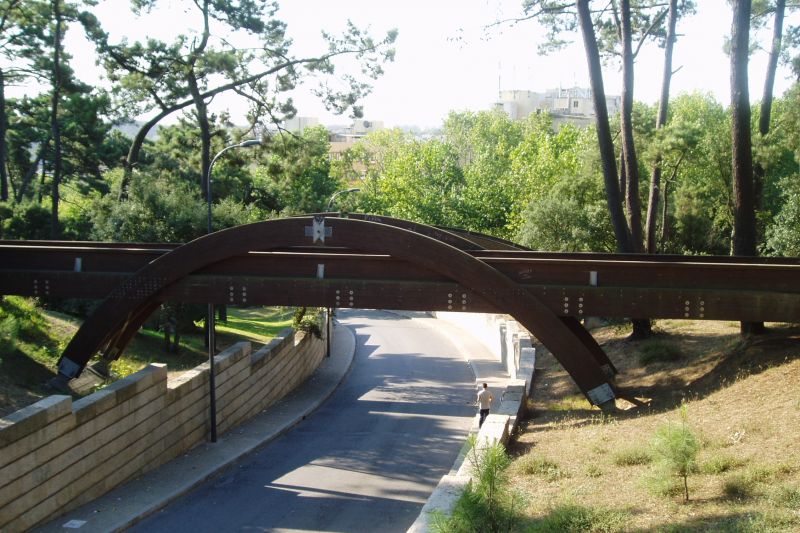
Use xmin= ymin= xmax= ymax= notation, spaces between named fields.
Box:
xmin=573 ymin=100 xmax=579 ymax=108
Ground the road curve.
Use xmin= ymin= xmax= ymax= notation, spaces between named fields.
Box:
xmin=128 ymin=309 xmax=477 ymax=532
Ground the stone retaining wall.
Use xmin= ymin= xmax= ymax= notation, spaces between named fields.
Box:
xmin=0 ymin=328 xmax=325 ymax=532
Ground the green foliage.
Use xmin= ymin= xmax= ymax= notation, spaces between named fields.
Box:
xmin=253 ymin=126 xmax=342 ymax=215
xmin=525 ymin=502 xmax=628 ymax=533
xmin=1 ymin=202 xmax=51 ymax=239
xmin=649 ymin=405 xmax=700 ymax=502
xmin=765 ymin=174 xmax=800 ymax=256
xmin=433 ymin=435 xmax=521 ymax=533
xmin=612 ymin=447 xmax=653 ymax=467
xmin=518 ymin=171 xmax=615 ymax=252
xmin=292 ymin=307 xmax=323 ymax=339
xmin=638 ymin=340 xmax=683 ymax=365
xmin=0 ymin=314 xmax=20 ymax=358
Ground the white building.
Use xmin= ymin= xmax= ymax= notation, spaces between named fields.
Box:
xmin=495 ymin=87 xmax=621 ymax=128
xmin=284 ymin=116 xmax=320 ymax=132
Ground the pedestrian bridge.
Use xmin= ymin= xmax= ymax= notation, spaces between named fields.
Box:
xmin=2 ymin=213 xmax=799 ymax=408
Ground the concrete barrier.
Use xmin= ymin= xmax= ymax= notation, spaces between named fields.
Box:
xmin=0 ymin=326 xmax=326 ymax=532
xmin=409 ymin=312 xmax=534 ymax=532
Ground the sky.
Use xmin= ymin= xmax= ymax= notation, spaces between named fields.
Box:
xmin=49 ymin=0 xmax=800 ymax=129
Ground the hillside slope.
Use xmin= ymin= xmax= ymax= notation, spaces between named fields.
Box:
xmin=510 ymin=320 xmax=800 ymax=532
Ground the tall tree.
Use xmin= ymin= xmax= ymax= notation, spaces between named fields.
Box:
xmin=645 ymin=0 xmax=679 ymax=253
xmin=730 ymin=0 xmax=757 ymax=258
xmin=0 ymin=0 xmax=48 ymax=203
xmin=81 ymin=0 xmax=396 ymax=200
xmin=49 ymin=0 xmax=64 ymax=238
xmin=753 ymin=0 xmax=786 ymax=212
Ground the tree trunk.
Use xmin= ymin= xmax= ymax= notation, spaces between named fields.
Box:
xmin=660 ymin=178 xmax=670 ymax=247
xmin=49 ymin=0 xmax=63 ymax=239
xmin=619 ymin=0 xmax=644 ymax=253
xmin=730 ymin=0 xmax=756 ymax=257
xmin=730 ymin=0 xmax=761 ymax=336
xmin=16 ymin=140 xmax=48 ymax=202
xmin=187 ymin=55 xmax=212 ymax=198
xmin=576 ymin=0 xmax=633 ymax=253
xmin=0 ymin=67 xmax=8 ymax=202
xmin=645 ymin=0 xmax=678 ymax=254
xmin=753 ymin=0 xmax=785 ymax=213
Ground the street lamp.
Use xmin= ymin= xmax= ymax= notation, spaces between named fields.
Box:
xmin=206 ymin=138 xmax=261 ymax=443
xmin=324 ymin=187 xmax=360 ymax=357
xmin=326 ymin=187 xmax=360 ymax=211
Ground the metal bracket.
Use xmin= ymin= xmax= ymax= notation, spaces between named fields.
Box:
xmin=58 ymin=357 xmax=82 ymax=379
xmin=586 ymin=383 xmax=615 ymax=406
xmin=305 ymin=216 xmax=332 ymax=243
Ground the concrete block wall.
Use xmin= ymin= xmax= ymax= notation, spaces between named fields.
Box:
xmin=0 ymin=328 xmax=325 ymax=532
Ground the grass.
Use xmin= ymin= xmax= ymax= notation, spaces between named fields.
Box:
xmin=612 ymin=447 xmax=653 ymax=467
xmin=513 ymin=455 xmax=568 ymax=482
xmin=0 ymin=298 xmax=296 ymax=416
xmin=509 ymin=319 xmax=800 ymax=531
xmin=525 ymin=502 xmax=629 ymax=533
xmin=638 ymin=339 xmax=683 ymax=365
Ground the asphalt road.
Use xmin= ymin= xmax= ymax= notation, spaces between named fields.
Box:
xmin=128 ymin=309 xmax=477 ymax=533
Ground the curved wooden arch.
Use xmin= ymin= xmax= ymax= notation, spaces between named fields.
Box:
xmin=57 ymin=216 xmax=615 ymax=406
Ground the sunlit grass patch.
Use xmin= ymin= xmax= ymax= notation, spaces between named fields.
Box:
xmin=514 ymin=455 xmax=569 ymax=482
xmin=612 ymin=446 xmax=653 ymax=467
xmin=525 ymin=502 xmax=628 ymax=533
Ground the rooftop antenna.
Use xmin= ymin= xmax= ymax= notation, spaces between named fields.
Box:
xmin=498 ymin=60 xmax=502 ymax=95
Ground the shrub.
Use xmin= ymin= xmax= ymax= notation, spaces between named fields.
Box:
xmin=649 ymin=405 xmax=700 ymax=502
xmin=292 ymin=307 xmax=323 ymax=339
xmin=612 ymin=447 xmax=653 ymax=467
xmin=433 ymin=435 xmax=521 ymax=533
xmin=527 ymin=502 xmax=628 ymax=533
xmin=0 ymin=315 xmax=20 ymax=357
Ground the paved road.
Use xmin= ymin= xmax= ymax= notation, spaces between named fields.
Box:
xmin=128 ymin=309 xmax=477 ymax=533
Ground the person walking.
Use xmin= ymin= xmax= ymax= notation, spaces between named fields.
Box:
xmin=477 ymin=382 xmax=493 ymax=428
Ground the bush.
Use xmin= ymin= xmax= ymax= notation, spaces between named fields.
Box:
xmin=432 ymin=435 xmax=521 ymax=533
xmin=292 ymin=307 xmax=323 ymax=339
xmin=0 ymin=315 xmax=20 ymax=357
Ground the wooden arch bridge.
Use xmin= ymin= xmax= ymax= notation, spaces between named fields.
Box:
xmin=2 ymin=214 xmax=800 ymax=409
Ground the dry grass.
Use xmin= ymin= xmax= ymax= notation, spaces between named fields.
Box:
xmin=509 ymin=320 xmax=800 ymax=532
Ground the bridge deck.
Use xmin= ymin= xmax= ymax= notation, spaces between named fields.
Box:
xmin=2 ymin=240 xmax=799 ymax=322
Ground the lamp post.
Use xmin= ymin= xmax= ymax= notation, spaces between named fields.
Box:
xmin=326 ymin=187 xmax=360 ymax=211
xmin=206 ymin=139 xmax=261 ymax=443
xmin=324 ymin=187 xmax=360 ymax=357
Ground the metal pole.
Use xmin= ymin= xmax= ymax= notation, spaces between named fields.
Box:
xmin=326 ymin=187 xmax=360 ymax=211
xmin=206 ymin=139 xmax=260 ymax=443
xmin=326 ymin=307 xmax=331 ymax=357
